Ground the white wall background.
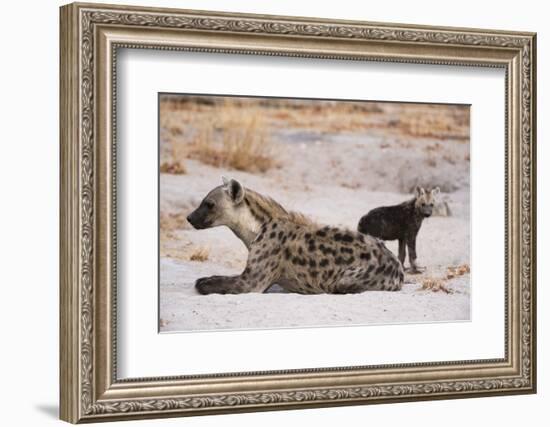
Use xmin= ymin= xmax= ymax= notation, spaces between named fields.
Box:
xmin=0 ymin=0 xmax=545 ymax=426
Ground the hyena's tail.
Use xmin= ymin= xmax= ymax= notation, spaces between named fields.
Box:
xmin=374 ymin=241 xmax=404 ymax=291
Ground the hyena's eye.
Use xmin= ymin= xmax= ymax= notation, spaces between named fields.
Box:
xmin=205 ymin=200 xmax=215 ymax=209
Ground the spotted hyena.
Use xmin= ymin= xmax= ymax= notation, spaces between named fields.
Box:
xmin=357 ymin=186 xmax=440 ymax=274
xmin=186 ymin=177 xmax=404 ymax=295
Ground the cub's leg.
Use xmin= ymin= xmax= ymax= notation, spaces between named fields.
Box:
xmin=195 ymin=243 xmax=282 ymax=295
xmin=406 ymin=237 xmax=425 ymax=274
xmin=398 ymin=239 xmax=406 ymax=266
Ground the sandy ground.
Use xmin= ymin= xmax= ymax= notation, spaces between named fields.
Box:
xmin=159 ymin=99 xmax=470 ymax=332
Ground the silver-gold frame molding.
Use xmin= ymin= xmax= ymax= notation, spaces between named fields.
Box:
xmin=60 ymin=2 xmax=537 ymax=423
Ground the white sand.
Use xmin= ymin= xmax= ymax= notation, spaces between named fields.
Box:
xmin=159 ymin=123 xmax=471 ymax=332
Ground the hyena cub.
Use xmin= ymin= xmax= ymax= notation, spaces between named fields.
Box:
xmin=186 ymin=177 xmax=404 ymax=295
xmin=357 ymin=186 xmax=440 ymax=274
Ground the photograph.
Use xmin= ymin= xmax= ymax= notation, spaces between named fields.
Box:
xmin=57 ymin=2 xmax=536 ymax=422
xmin=158 ymin=94 xmax=471 ymax=332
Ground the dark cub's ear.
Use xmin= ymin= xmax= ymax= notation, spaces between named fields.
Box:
xmin=224 ymin=177 xmax=244 ymax=204
xmin=414 ymin=185 xmax=425 ymax=198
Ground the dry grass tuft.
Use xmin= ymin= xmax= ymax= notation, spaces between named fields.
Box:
xmin=418 ymin=264 xmax=470 ymax=294
xmin=188 ymin=106 xmax=276 ymax=173
xmin=421 ymin=277 xmax=453 ymax=294
xmin=160 ymin=138 xmax=187 ymax=175
xmin=160 ymin=160 xmax=186 ymax=175
xmin=189 ymin=246 xmax=209 ymax=262
xmin=446 ymin=264 xmax=470 ymax=279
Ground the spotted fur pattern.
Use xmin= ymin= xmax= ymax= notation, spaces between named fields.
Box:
xmin=188 ymin=178 xmax=404 ymax=295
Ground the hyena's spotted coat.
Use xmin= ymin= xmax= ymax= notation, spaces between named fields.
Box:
xmin=186 ymin=177 xmax=404 ymax=295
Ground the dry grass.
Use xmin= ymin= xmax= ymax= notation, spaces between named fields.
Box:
xmin=160 ymin=212 xmax=189 ymax=233
xmin=420 ymin=277 xmax=453 ymax=294
xmin=159 ymin=95 xmax=388 ymax=140
xmin=158 ymin=96 xmax=470 ymax=174
xmin=446 ymin=264 xmax=470 ymax=279
xmin=189 ymin=246 xmax=209 ymax=262
xmin=162 ymin=97 xmax=278 ymax=173
xmin=188 ymin=107 xmax=276 ymax=173
xmin=394 ymin=106 xmax=469 ymax=140
xmin=160 ymin=138 xmax=187 ymax=175
xmin=418 ymin=264 xmax=470 ymax=294
xmin=159 ymin=96 xmax=470 ymax=143
xmin=160 ymin=160 xmax=186 ymax=174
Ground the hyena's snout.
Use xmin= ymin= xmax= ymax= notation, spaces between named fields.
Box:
xmin=186 ymin=209 xmax=210 ymax=230
xmin=420 ymin=205 xmax=433 ymax=217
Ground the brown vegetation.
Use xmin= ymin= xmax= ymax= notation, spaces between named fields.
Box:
xmin=189 ymin=246 xmax=209 ymax=262
xmin=446 ymin=264 xmax=470 ymax=279
xmin=395 ymin=105 xmax=470 ymax=140
xmin=160 ymin=160 xmax=186 ymax=174
xmin=160 ymin=138 xmax=187 ymax=175
xmin=159 ymin=96 xmax=470 ymax=173
xmin=160 ymin=98 xmax=277 ymax=173
xmin=418 ymin=264 xmax=470 ymax=294
xmin=420 ymin=277 xmax=453 ymax=294
xmin=188 ymin=108 xmax=276 ymax=173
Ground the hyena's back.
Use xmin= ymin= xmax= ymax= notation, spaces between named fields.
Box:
xmin=252 ymin=221 xmax=404 ymax=294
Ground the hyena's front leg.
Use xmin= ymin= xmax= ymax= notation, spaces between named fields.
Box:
xmin=195 ymin=244 xmax=281 ymax=295
xmin=195 ymin=269 xmax=276 ymax=295
xmin=406 ymin=237 xmax=425 ymax=274
xmin=195 ymin=275 xmax=250 ymax=295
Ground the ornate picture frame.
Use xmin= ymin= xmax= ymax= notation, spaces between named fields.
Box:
xmin=60 ymin=2 xmax=536 ymax=423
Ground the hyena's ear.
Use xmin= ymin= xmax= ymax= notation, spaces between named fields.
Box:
xmin=221 ymin=176 xmax=230 ymax=186
xmin=431 ymin=187 xmax=440 ymax=197
xmin=225 ymin=178 xmax=244 ymax=204
xmin=414 ymin=185 xmax=425 ymax=198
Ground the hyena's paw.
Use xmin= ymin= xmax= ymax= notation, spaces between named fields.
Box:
xmin=406 ymin=266 xmax=426 ymax=275
xmin=195 ymin=276 xmax=227 ymax=295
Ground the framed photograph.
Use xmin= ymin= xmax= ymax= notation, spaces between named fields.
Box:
xmin=60 ymin=2 xmax=537 ymax=423
xmin=158 ymin=94 xmax=471 ymax=333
